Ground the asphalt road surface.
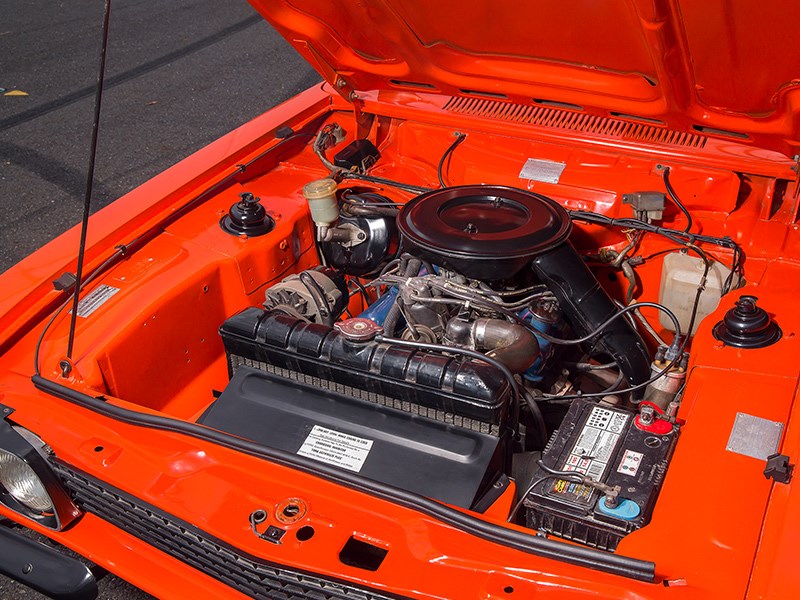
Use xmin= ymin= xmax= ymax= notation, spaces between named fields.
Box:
xmin=0 ymin=0 xmax=317 ymax=597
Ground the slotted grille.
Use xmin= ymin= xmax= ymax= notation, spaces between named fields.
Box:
xmin=443 ymin=97 xmax=707 ymax=149
xmin=52 ymin=460 xmax=403 ymax=600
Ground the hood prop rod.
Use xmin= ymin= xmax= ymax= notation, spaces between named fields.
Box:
xmin=63 ymin=0 xmax=112 ymax=374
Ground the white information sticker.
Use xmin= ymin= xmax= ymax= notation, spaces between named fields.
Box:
xmin=297 ymin=425 xmax=373 ymax=472
xmin=518 ymin=158 xmax=566 ymax=184
xmin=74 ymin=284 xmax=120 ymax=318
xmin=553 ymin=407 xmax=629 ymax=505
xmin=617 ymin=449 xmax=644 ymax=477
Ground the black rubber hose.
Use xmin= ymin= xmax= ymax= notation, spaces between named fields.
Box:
xmin=382 ymin=257 xmax=421 ymax=336
xmin=531 ymin=242 xmax=652 ymax=400
xmin=438 ymin=133 xmax=467 ymax=188
xmin=662 ymin=167 xmax=693 ymax=234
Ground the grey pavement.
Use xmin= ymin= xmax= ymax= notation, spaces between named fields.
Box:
xmin=0 ymin=0 xmax=317 ymax=597
xmin=0 ymin=0 xmax=318 ymax=274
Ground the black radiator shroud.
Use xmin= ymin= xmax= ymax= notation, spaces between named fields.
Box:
xmin=213 ymin=308 xmax=514 ymax=509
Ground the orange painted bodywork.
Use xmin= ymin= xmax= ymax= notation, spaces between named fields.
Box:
xmin=246 ymin=0 xmax=800 ymax=157
xmin=2 ymin=5 xmax=800 ymax=599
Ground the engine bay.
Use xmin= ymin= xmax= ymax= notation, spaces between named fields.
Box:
xmin=185 ymin=114 xmax=778 ymax=553
xmin=6 ymin=2 xmax=800 ymax=593
xmin=25 ymin=98 xmax=797 ymax=576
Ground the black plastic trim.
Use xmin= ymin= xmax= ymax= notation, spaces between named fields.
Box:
xmin=31 ymin=374 xmax=656 ymax=582
xmin=0 ymin=523 xmax=97 ymax=600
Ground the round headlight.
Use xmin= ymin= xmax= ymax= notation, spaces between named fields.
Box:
xmin=0 ymin=448 xmax=54 ymax=513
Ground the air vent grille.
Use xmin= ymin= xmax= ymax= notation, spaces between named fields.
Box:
xmin=443 ymin=97 xmax=707 ymax=149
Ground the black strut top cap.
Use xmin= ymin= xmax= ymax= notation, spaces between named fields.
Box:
xmin=712 ymin=295 xmax=781 ymax=349
xmin=221 ymin=192 xmax=275 ymax=237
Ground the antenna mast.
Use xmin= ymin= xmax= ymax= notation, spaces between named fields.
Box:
xmin=64 ymin=0 xmax=112 ymax=373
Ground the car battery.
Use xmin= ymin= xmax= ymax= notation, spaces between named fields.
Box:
xmin=524 ymin=399 xmax=679 ymax=550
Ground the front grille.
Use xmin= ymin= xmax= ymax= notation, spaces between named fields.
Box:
xmin=51 ymin=460 xmax=402 ymax=600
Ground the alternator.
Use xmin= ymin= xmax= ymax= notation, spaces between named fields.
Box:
xmin=263 ymin=268 xmax=348 ymax=326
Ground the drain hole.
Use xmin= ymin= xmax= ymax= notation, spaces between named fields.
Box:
xmin=296 ymin=526 xmax=315 ymax=541
xmin=504 ymin=586 xmax=515 ymax=594
xmin=459 ymin=89 xmax=507 ymax=100
xmin=339 ymin=536 xmax=388 ymax=571
xmin=532 ymin=98 xmax=583 ymax=111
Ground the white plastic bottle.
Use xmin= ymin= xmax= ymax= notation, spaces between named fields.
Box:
xmin=658 ymin=251 xmax=740 ymax=335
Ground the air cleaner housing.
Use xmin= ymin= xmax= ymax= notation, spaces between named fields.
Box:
xmin=397 ymin=185 xmax=572 ymax=280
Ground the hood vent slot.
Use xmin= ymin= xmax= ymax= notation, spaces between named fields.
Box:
xmin=443 ymin=97 xmax=707 ymax=149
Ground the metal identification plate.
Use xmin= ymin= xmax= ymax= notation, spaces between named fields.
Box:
xmin=74 ymin=284 xmax=120 ymax=318
xmin=726 ymin=412 xmax=783 ymax=460
xmin=518 ymin=158 xmax=566 ymax=184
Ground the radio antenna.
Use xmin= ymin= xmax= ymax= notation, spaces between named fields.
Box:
xmin=64 ymin=0 xmax=112 ymax=373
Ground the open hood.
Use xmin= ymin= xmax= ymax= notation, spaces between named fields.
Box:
xmin=249 ymin=0 xmax=800 ymax=159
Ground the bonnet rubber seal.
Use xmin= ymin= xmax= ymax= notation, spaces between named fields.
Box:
xmin=31 ymin=374 xmax=656 ymax=583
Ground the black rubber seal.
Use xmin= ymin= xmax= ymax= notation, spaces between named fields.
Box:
xmin=31 ymin=374 xmax=656 ymax=582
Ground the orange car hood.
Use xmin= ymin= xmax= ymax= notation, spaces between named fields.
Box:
xmin=248 ymin=0 xmax=800 ymax=158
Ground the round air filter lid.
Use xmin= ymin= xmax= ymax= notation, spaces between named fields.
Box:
xmin=397 ymin=185 xmax=571 ymax=280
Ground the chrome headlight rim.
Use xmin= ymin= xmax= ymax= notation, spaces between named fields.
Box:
xmin=0 ymin=410 xmax=80 ymax=530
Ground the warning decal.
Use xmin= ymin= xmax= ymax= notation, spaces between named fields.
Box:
xmin=617 ymin=449 xmax=644 ymax=477
xmin=297 ymin=425 xmax=374 ymax=472
xmin=551 ymin=407 xmax=628 ymax=505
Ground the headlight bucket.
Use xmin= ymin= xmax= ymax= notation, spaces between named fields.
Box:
xmin=0 ymin=409 xmax=80 ymax=530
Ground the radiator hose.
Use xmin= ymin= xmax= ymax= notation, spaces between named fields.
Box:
xmin=446 ymin=318 xmax=540 ymax=374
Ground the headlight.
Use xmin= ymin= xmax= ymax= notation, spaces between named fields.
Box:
xmin=0 ymin=448 xmax=54 ymax=513
xmin=0 ymin=412 xmax=80 ymax=530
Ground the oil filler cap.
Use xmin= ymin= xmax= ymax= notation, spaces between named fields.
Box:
xmin=712 ymin=295 xmax=781 ymax=349
xmin=221 ymin=192 xmax=275 ymax=237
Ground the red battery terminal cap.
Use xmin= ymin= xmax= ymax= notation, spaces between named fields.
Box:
xmin=635 ymin=401 xmax=673 ymax=434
